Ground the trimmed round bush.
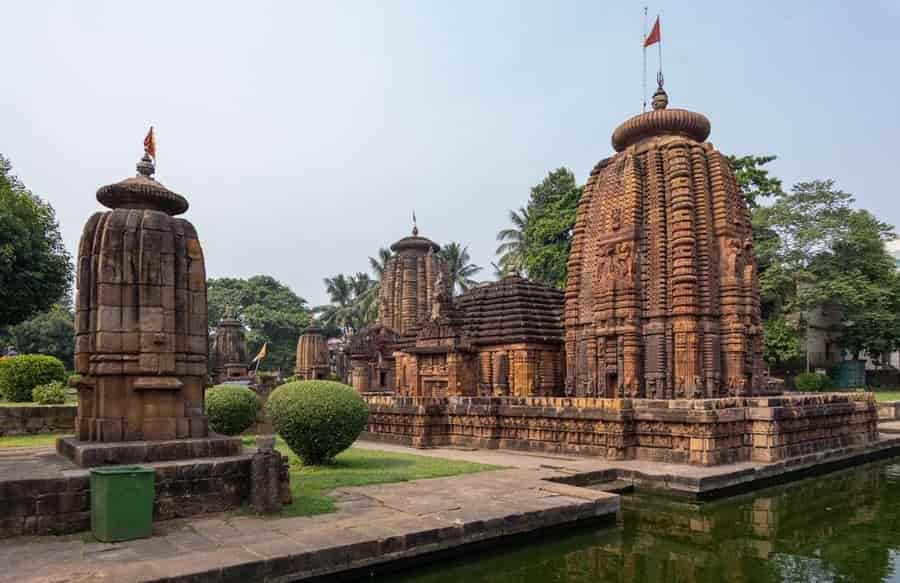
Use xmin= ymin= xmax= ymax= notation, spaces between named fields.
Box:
xmin=205 ymin=384 xmax=259 ymax=436
xmin=0 ymin=354 xmax=66 ymax=402
xmin=794 ymin=372 xmax=834 ymax=392
xmin=266 ymin=380 xmax=368 ymax=465
xmin=33 ymin=381 xmax=67 ymax=405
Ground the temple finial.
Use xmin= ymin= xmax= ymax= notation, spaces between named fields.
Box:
xmin=412 ymin=210 xmax=418 ymax=236
xmin=136 ymin=153 xmax=155 ymax=177
xmin=652 ymin=71 xmax=668 ymax=110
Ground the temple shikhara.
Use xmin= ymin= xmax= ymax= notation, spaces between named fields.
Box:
xmin=72 ymin=153 xmax=211 ymax=443
xmin=564 ymin=85 xmax=764 ymax=399
xmin=350 ymin=228 xmax=565 ymax=397
xmin=360 ymin=83 xmax=877 ymax=466
xmin=209 ymin=306 xmax=250 ymax=384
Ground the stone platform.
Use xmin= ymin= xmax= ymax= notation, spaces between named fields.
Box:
xmin=57 ymin=435 xmax=242 ymax=467
xmin=4 ymin=430 xmax=900 ymax=582
xmin=0 ymin=443 xmax=289 ymax=539
xmin=364 ymin=393 xmax=878 ymax=466
xmin=0 ymin=454 xmax=618 ymax=583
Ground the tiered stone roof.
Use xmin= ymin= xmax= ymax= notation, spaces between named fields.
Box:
xmin=456 ymin=276 xmax=564 ymax=347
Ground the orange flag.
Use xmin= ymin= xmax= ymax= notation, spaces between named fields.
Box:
xmin=143 ymin=126 xmax=156 ymax=159
xmin=644 ymin=16 xmax=660 ymax=47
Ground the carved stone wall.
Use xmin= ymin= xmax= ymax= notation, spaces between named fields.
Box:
xmin=294 ymin=325 xmax=330 ymax=380
xmin=362 ymin=393 xmax=877 ymax=466
xmin=74 ymin=154 xmax=209 ymax=442
xmin=565 ymin=91 xmax=764 ymax=399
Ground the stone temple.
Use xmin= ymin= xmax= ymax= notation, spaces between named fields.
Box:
xmin=72 ymin=153 xmax=209 ymax=442
xmin=295 ymin=324 xmax=330 ymax=380
xmin=565 ymin=85 xmax=764 ymax=399
xmin=350 ymin=226 xmax=445 ymax=392
xmin=209 ymin=306 xmax=250 ymax=384
xmin=362 ymin=86 xmax=878 ymax=466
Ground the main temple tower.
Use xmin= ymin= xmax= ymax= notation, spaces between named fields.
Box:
xmin=564 ymin=85 xmax=764 ymax=399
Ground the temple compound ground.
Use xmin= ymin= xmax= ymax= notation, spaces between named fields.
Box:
xmin=5 ymin=435 xmax=900 ymax=583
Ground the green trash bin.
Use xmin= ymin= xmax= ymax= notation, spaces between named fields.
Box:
xmin=90 ymin=466 xmax=155 ymax=542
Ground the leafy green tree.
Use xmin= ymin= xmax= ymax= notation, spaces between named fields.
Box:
xmin=439 ymin=242 xmax=482 ymax=295
xmin=727 ymin=154 xmax=785 ymax=208
xmin=368 ymin=247 xmax=392 ymax=281
xmin=754 ymin=179 xmax=900 ymax=361
xmin=0 ymin=304 xmax=75 ymax=370
xmin=521 ymin=168 xmax=582 ymax=289
xmin=762 ymin=316 xmax=803 ymax=368
xmin=207 ymin=275 xmax=311 ymax=373
xmin=495 ymin=207 xmax=529 ymax=277
xmin=0 ymin=155 xmax=72 ymax=327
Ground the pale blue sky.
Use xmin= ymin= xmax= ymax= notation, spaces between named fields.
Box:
xmin=2 ymin=1 xmax=898 ymax=305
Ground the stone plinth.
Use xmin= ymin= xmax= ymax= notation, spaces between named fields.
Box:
xmin=56 ymin=435 xmax=242 ymax=468
xmin=72 ymin=153 xmax=209 ymax=446
xmin=565 ymin=86 xmax=765 ymax=399
xmin=362 ymin=392 xmax=878 ymax=466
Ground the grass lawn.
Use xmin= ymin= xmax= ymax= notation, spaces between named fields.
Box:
xmin=0 ymin=398 xmax=77 ymax=407
xmin=873 ymin=391 xmax=900 ymax=402
xmin=242 ymin=435 xmax=500 ymax=517
xmin=0 ymin=433 xmax=65 ymax=448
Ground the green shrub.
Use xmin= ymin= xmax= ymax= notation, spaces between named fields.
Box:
xmin=32 ymin=381 xmax=67 ymax=405
xmin=205 ymin=384 xmax=259 ymax=435
xmin=0 ymin=355 xmax=67 ymax=402
xmin=794 ymin=372 xmax=834 ymax=392
xmin=266 ymin=380 xmax=368 ymax=465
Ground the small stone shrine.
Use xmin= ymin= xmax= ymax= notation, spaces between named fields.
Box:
xmin=61 ymin=149 xmax=242 ymax=466
xmin=295 ymin=324 xmax=330 ymax=380
xmin=209 ymin=305 xmax=250 ymax=384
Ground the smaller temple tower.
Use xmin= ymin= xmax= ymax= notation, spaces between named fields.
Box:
xmin=210 ymin=306 xmax=249 ymax=384
xmin=350 ymin=224 xmax=447 ymax=392
xmin=295 ymin=324 xmax=330 ymax=380
xmin=378 ymin=225 xmax=445 ymax=336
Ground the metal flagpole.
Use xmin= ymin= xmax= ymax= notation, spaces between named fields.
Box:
xmin=642 ymin=7 xmax=648 ymax=112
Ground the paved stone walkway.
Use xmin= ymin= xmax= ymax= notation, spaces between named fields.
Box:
xmin=0 ymin=445 xmax=618 ymax=583
xmin=4 ymin=433 xmax=900 ymax=583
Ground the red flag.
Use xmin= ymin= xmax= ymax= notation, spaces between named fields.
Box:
xmin=644 ymin=16 xmax=660 ymax=48
xmin=143 ymin=126 xmax=156 ymax=160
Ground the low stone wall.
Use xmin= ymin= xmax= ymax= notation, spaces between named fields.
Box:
xmin=0 ymin=405 xmax=77 ymax=436
xmin=0 ymin=454 xmax=291 ymax=538
xmin=878 ymin=401 xmax=900 ymax=421
xmin=362 ymin=393 xmax=878 ymax=466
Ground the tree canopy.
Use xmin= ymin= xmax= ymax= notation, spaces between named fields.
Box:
xmin=316 ymin=272 xmax=377 ymax=336
xmin=439 ymin=242 xmax=482 ymax=295
xmin=207 ymin=275 xmax=311 ymax=373
xmin=0 ymin=303 xmax=75 ymax=369
xmin=0 ymin=154 xmax=72 ymax=327
xmin=496 ymin=167 xmax=582 ymax=289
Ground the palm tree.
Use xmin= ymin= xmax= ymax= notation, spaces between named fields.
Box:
xmin=350 ymin=272 xmax=378 ymax=328
xmin=368 ymin=247 xmax=392 ymax=281
xmin=316 ymin=274 xmax=356 ymax=335
xmin=439 ymin=242 xmax=482 ymax=295
xmin=496 ymin=206 xmax=530 ymax=277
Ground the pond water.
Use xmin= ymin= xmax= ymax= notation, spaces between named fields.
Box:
xmin=379 ymin=458 xmax=900 ymax=583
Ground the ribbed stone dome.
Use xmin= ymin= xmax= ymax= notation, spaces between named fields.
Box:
xmin=96 ymin=154 xmax=189 ymax=215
